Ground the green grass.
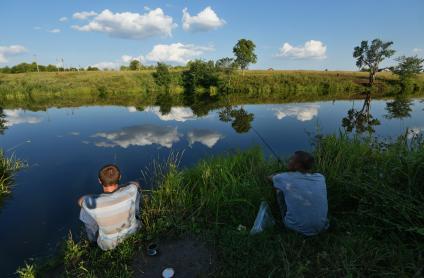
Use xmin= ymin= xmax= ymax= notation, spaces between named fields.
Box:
xmin=2 ymin=71 xmax=424 ymax=111
xmin=21 ymin=133 xmax=424 ymax=277
xmin=0 ymin=149 xmax=25 ymax=204
xmin=16 ymin=264 xmax=36 ymax=278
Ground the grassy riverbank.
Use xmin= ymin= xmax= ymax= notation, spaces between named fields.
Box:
xmin=1 ymin=71 xmax=424 ymax=110
xmin=19 ymin=134 xmax=424 ymax=277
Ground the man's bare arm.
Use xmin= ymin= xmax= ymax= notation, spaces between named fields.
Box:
xmin=78 ymin=196 xmax=84 ymax=207
xmin=129 ymin=181 xmax=140 ymax=188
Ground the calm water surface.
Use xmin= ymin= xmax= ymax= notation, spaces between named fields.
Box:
xmin=0 ymin=99 xmax=423 ymax=276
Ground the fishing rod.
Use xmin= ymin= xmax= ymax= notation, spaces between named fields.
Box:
xmin=251 ymin=126 xmax=283 ymax=165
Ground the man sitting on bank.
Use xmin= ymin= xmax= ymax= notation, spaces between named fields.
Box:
xmin=78 ymin=164 xmax=141 ymax=250
xmin=268 ymin=151 xmax=329 ymax=236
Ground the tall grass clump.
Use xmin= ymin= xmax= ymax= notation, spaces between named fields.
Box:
xmin=316 ymin=134 xmax=424 ymax=238
xmin=0 ymin=149 xmax=25 ymax=201
xmin=16 ymin=263 xmax=36 ymax=278
xmin=30 ymin=135 xmax=424 ymax=277
xmin=142 ymin=148 xmax=278 ymax=235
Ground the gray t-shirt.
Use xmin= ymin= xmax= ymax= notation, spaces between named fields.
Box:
xmin=273 ymin=172 xmax=328 ymax=236
xmin=79 ymin=183 xmax=140 ymax=250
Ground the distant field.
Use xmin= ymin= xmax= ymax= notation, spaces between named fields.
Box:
xmin=1 ymin=69 xmax=417 ymax=87
xmin=0 ymin=69 xmax=406 ymax=79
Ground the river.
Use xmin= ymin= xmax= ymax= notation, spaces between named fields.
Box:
xmin=0 ymin=98 xmax=423 ymax=276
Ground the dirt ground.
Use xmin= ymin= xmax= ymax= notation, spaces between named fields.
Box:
xmin=133 ymin=236 xmax=215 ymax=278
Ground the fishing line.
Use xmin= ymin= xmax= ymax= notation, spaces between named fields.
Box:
xmin=6 ymin=140 xmax=31 ymax=152
xmin=221 ymin=96 xmax=284 ymax=165
xmin=251 ymin=126 xmax=283 ymax=165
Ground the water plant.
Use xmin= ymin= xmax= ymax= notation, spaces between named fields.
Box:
xmin=0 ymin=150 xmax=25 ymax=202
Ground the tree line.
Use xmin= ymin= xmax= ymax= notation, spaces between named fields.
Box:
xmin=0 ymin=62 xmax=103 ymax=73
xmin=0 ymin=39 xmax=257 ymax=74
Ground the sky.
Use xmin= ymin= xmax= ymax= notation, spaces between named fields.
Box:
xmin=0 ymin=0 xmax=423 ymax=70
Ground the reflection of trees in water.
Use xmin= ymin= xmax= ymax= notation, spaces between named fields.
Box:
xmin=155 ymin=93 xmax=228 ymax=118
xmin=219 ymin=106 xmax=254 ymax=133
xmin=0 ymin=108 xmax=6 ymax=134
xmin=384 ymin=98 xmax=413 ymax=120
xmin=189 ymin=99 xmax=217 ymax=117
xmin=155 ymin=93 xmax=173 ymax=115
xmin=182 ymin=93 xmax=222 ymax=117
xmin=218 ymin=106 xmax=234 ymax=123
xmin=342 ymin=95 xmax=380 ymax=134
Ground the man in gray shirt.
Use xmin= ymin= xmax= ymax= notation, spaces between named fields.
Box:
xmin=269 ymin=151 xmax=328 ymax=236
xmin=78 ymin=164 xmax=141 ymax=250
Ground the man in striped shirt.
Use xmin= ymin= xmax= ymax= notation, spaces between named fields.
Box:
xmin=78 ymin=164 xmax=141 ymax=250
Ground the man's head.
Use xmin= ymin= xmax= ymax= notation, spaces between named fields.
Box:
xmin=287 ymin=151 xmax=315 ymax=173
xmin=98 ymin=164 xmax=121 ymax=187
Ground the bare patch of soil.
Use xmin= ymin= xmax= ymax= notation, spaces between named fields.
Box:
xmin=133 ymin=236 xmax=214 ymax=278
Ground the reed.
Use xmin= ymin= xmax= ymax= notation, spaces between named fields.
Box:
xmin=0 ymin=150 xmax=25 ymax=201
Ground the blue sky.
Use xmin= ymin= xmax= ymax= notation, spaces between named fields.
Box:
xmin=0 ymin=0 xmax=423 ymax=70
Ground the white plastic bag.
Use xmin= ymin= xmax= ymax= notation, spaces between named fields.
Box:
xmin=250 ymin=201 xmax=275 ymax=235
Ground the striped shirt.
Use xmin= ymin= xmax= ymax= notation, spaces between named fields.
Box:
xmin=79 ymin=183 xmax=141 ymax=250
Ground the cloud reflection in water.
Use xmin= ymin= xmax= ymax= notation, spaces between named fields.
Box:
xmin=272 ymin=104 xmax=319 ymax=122
xmin=92 ymin=124 xmax=180 ymax=148
xmin=148 ymin=107 xmax=195 ymax=122
xmin=187 ymin=129 xmax=223 ymax=148
xmin=3 ymin=109 xmax=43 ymax=127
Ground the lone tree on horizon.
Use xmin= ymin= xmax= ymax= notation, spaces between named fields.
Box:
xmin=233 ymin=39 xmax=257 ymax=74
xmin=353 ymin=39 xmax=395 ymax=87
xmin=129 ymin=60 xmax=142 ymax=71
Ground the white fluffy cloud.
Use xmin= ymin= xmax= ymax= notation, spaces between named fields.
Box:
xmin=48 ymin=28 xmax=61 ymax=33
xmin=182 ymin=6 xmax=225 ymax=32
xmin=277 ymin=40 xmax=327 ymax=59
xmin=272 ymin=104 xmax=319 ymax=122
xmin=413 ymin=48 xmax=423 ymax=53
xmin=3 ymin=109 xmax=42 ymax=126
xmin=121 ymin=54 xmax=145 ymax=63
xmin=91 ymin=54 xmax=146 ymax=71
xmin=187 ymin=129 xmax=223 ymax=148
xmin=59 ymin=17 xmax=68 ymax=22
xmin=92 ymin=124 xmax=180 ymax=148
xmin=91 ymin=61 xmax=120 ymax=70
xmin=0 ymin=45 xmax=27 ymax=63
xmin=72 ymin=11 xmax=98 ymax=20
xmin=72 ymin=8 xmax=176 ymax=39
xmin=146 ymin=43 xmax=213 ymax=64
xmin=148 ymin=107 xmax=195 ymax=122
